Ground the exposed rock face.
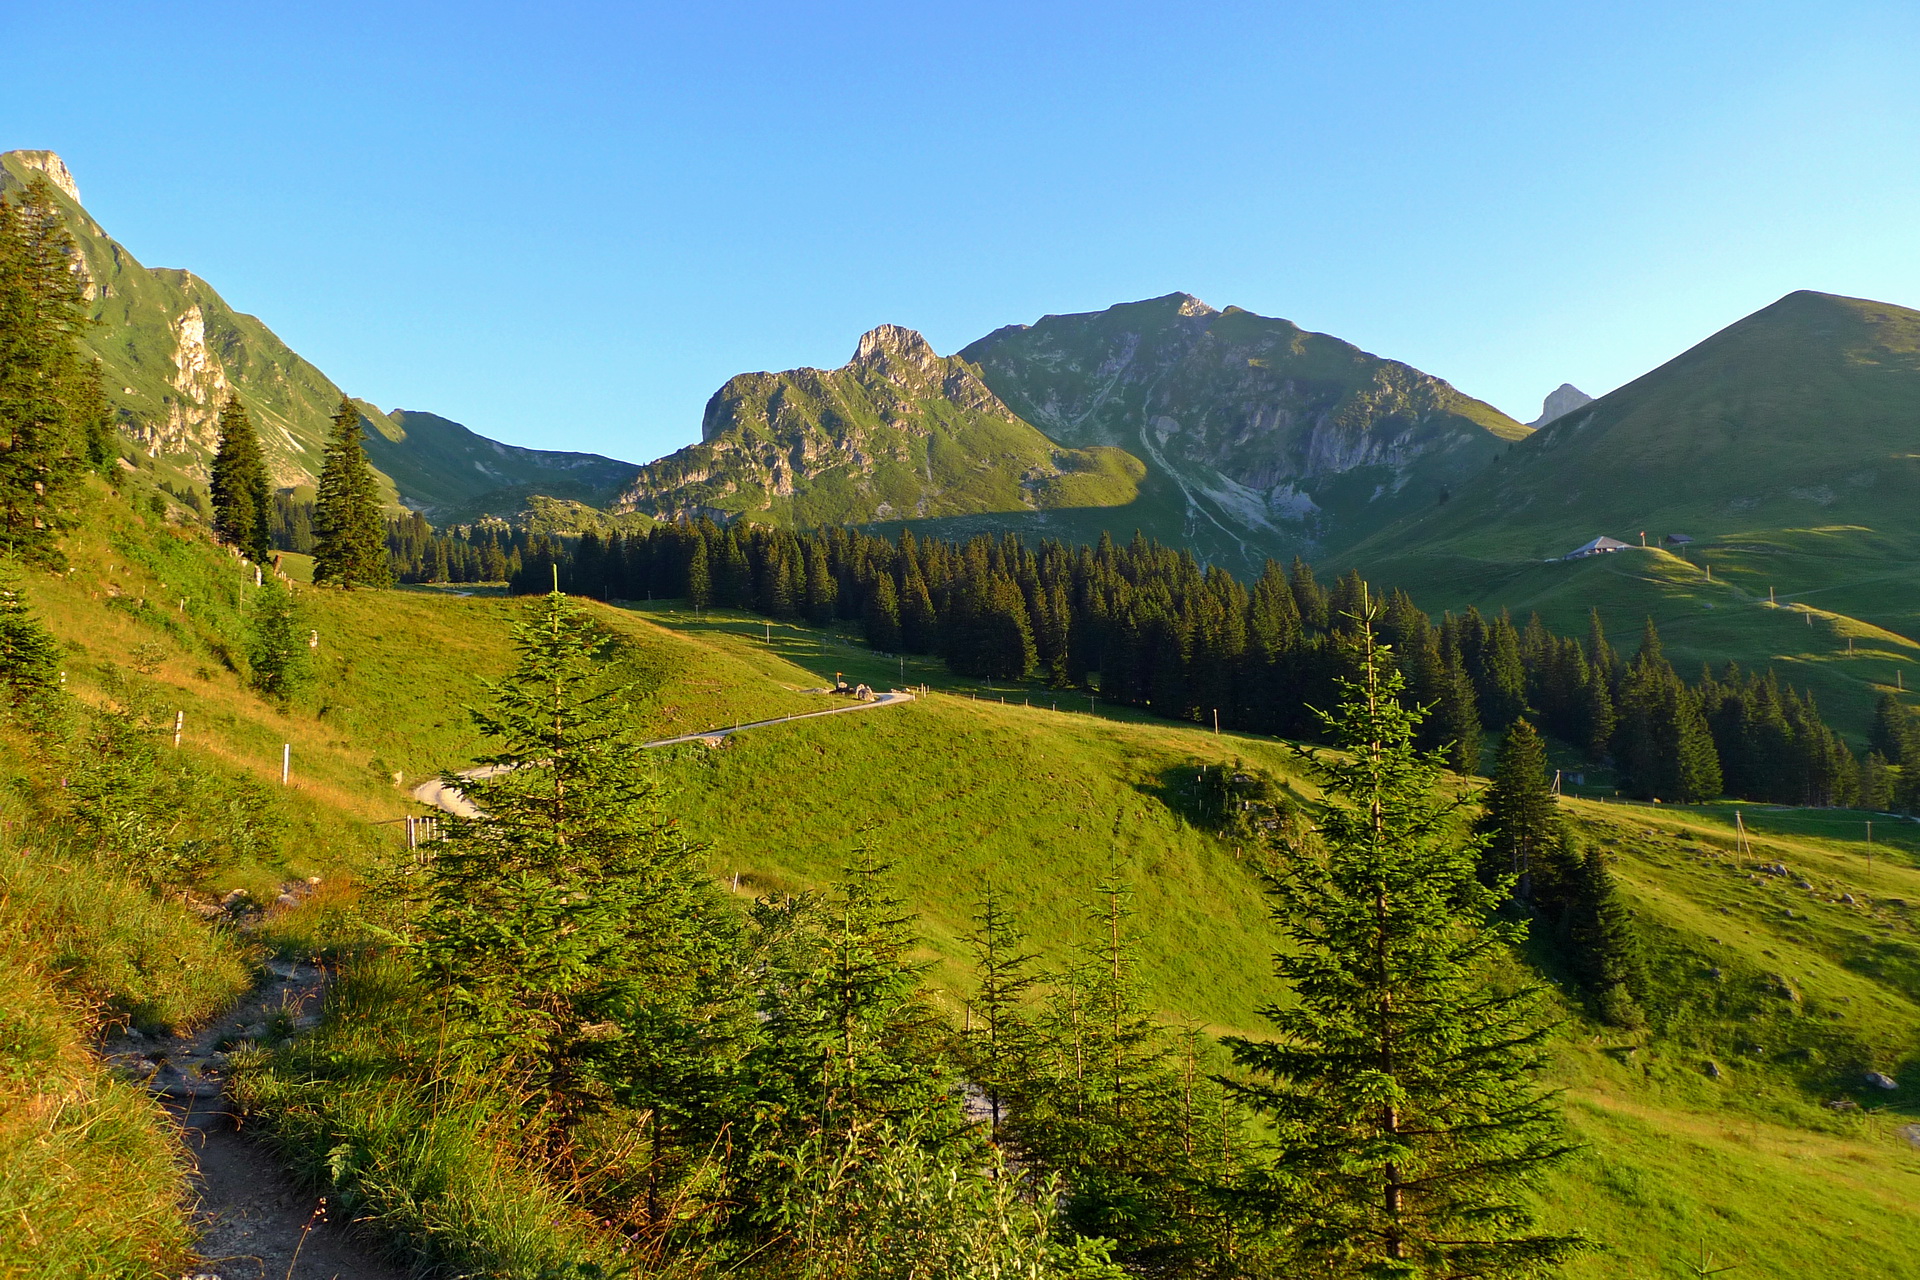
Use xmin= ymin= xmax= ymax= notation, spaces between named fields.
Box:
xmin=613 ymin=326 xmax=1142 ymax=526
xmin=164 ymin=303 xmax=232 ymax=450
xmin=9 ymin=149 xmax=80 ymax=203
xmin=961 ymin=294 xmax=1528 ymax=553
xmin=1530 ymin=383 xmax=1593 ymax=426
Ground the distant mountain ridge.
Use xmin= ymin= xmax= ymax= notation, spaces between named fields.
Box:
xmin=610 ymin=324 xmax=1144 ymax=527
xmin=0 ymin=149 xmax=632 ymax=515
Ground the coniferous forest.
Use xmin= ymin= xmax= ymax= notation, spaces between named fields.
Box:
xmin=499 ymin=518 xmax=1914 ymax=812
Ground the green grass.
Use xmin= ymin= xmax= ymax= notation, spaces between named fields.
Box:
xmin=625 ymin=603 xmax=1920 ymax=1272
xmin=1340 ymin=290 xmax=1920 ymax=744
xmin=10 ymin=480 xmax=1920 ymax=1276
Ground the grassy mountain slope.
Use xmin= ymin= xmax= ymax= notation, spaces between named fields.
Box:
xmin=611 ymin=324 xmax=1145 ymax=528
xmin=0 ymin=151 xmax=632 ymax=515
xmin=359 ymin=408 xmax=638 ymax=521
xmin=1340 ymin=290 xmax=1920 ymax=741
xmin=948 ymin=293 xmax=1530 ymax=570
xmin=626 ymin=604 xmax=1920 ymax=1279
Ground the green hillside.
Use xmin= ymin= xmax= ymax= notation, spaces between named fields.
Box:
xmin=5 ymin=471 xmax=1918 ymax=1275
xmin=0 ymin=151 xmax=634 ymax=515
xmin=622 ymin=604 xmax=1920 ymax=1279
xmin=953 ymin=293 xmax=1530 ymax=570
xmin=610 ymin=323 xmax=1146 ymax=528
xmin=361 ymin=408 xmax=639 ymax=521
xmin=1342 ymin=290 xmax=1920 ymax=741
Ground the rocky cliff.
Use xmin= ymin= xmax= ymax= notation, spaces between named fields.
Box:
xmin=610 ymin=325 xmax=1143 ymax=527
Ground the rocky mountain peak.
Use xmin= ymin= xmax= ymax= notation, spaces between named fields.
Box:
xmin=1530 ymin=383 xmax=1593 ymax=426
xmin=852 ymin=324 xmax=938 ymax=368
xmin=4 ymin=150 xmax=80 ymax=204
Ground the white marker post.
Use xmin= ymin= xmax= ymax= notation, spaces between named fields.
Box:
xmin=281 ymin=744 xmax=291 ymax=786
xmin=173 ymin=711 xmax=183 ymax=748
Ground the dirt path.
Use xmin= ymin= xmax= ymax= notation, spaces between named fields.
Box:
xmin=410 ymin=688 xmax=916 ymax=816
xmin=103 ymin=962 xmax=406 ymax=1280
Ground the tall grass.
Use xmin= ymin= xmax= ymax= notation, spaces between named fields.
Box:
xmin=230 ymin=956 xmax=633 ymax=1278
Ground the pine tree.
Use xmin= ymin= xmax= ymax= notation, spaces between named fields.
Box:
xmin=246 ymin=578 xmax=310 ymax=703
xmin=0 ymin=568 xmax=61 ymax=711
xmin=0 ymin=177 xmax=108 ymax=559
xmin=864 ymin=571 xmax=902 ymax=650
xmin=1869 ymin=692 xmax=1917 ymax=766
xmin=959 ymin=883 xmax=1042 ymax=1138
xmin=685 ymin=531 xmax=712 ymax=608
xmin=1434 ymin=636 xmax=1483 ymax=775
xmin=1560 ymin=842 xmax=1644 ymax=1028
xmin=417 ymin=589 xmax=744 ymax=1155
xmin=311 ymin=400 xmax=391 ymax=588
xmin=1222 ymin=616 xmax=1583 ymax=1278
xmin=209 ymin=397 xmax=272 ymax=563
xmin=1477 ymin=719 xmax=1560 ymax=905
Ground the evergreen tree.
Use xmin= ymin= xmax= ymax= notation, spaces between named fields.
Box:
xmin=0 ymin=568 xmax=60 ymax=711
xmin=958 ymin=883 xmax=1042 ymax=1138
xmin=209 ymin=397 xmax=272 ymax=563
xmin=1869 ymin=692 xmax=1917 ymax=766
xmin=686 ymin=530 xmax=712 ymax=608
xmin=311 ymin=400 xmax=391 ymax=588
xmin=417 ymin=589 xmax=744 ymax=1159
xmin=1434 ymin=636 xmax=1483 ymax=775
xmin=864 ymin=571 xmax=902 ymax=650
xmin=246 ymin=579 xmax=310 ymax=704
xmin=1476 ymin=719 xmax=1560 ymax=905
xmin=1560 ymin=842 xmax=1644 ymax=1028
xmin=0 ymin=177 xmax=109 ymax=559
xmin=1222 ymin=617 xmax=1582 ymax=1278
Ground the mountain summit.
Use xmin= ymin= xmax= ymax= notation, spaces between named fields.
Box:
xmin=1530 ymin=383 xmax=1593 ymax=426
xmin=960 ymin=293 xmax=1529 ymax=561
xmin=611 ymin=327 xmax=1143 ymax=526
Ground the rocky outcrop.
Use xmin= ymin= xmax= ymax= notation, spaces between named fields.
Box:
xmin=1530 ymin=383 xmax=1593 ymax=426
xmin=8 ymin=149 xmax=80 ymax=203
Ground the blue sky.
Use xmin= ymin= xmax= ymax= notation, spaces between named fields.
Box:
xmin=6 ymin=1 xmax=1918 ymax=462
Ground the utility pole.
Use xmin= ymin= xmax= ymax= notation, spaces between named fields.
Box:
xmin=1213 ymin=707 xmax=1220 ymax=736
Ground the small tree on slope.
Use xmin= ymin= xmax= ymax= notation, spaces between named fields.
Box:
xmin=311 ymin=399 xmax=391 ymax=588
xmin=417 ymin=589 xmax=742 ymax=1153
xmin=1221 ymin=611 xmax=1584 ymax=1279
xmin=209 ymin=396 xmax=272 ymax=563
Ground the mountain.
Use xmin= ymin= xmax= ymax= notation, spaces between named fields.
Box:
xmin=1341 ymin=289 xmax=1920 ymax=734
xmin=0 ymin=150 xmax=632 ymax=513
xmin=360 ymin=408 xmax=637 ymax=521
xmin=1529 ymin=382 xmax=1593 ymax=426
xmin=957 ymin=293 xmax=1530 ymax=565
xmin=609 ymin=324 xmax=1145 ymax=527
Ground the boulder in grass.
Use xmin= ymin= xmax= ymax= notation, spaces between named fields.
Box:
xmin=1866 ymin=1071 xmax=1898 ymax=1090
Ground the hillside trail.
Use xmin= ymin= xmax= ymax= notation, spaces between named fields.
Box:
xmin=411 ymin=688 xmax=916 ymax=816
xmin=102 ymin=958 xmax=405 ymax=1280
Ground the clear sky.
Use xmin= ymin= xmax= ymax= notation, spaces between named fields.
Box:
xmin=6 ymin=1 xmax=1918 ymax=462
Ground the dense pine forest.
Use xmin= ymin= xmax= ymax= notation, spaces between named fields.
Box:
xmin=478 ymin=518 xmax=1917 ymax=813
